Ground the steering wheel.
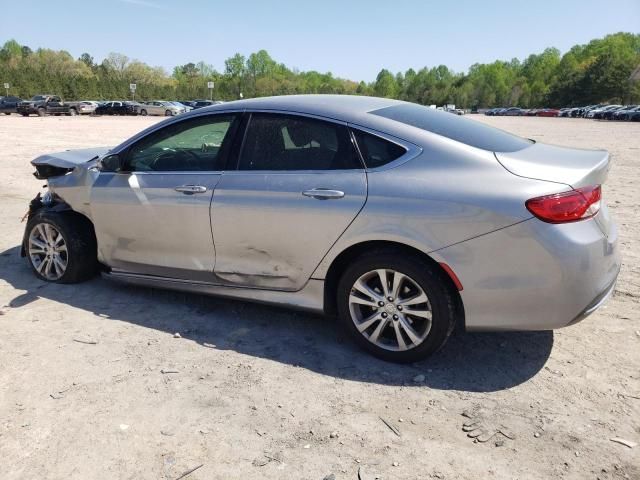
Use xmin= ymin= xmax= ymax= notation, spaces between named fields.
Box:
xmin=150 ymin=147 xmax=202 ymax=171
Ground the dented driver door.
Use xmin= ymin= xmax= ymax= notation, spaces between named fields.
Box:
xmin=90 ymin=113 xmax=239 ymax=280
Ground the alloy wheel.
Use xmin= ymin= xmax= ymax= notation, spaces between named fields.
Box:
xmin=28 ymin=223 xmax=68 ymax=280
xmin=348 ymin=269 xmax=432 ymax=351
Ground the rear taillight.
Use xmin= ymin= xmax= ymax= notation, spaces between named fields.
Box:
xmin=526 ymin=185 xmax=601 ymax=224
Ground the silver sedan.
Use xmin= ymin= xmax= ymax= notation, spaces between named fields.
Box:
xmin=139 ymin=100 xmax=185 ymax=116
xmin=22 ymin=95 xmax=620 ymax=362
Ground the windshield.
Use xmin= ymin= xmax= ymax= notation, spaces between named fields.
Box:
xmin=371 ymin=103 xmax=533 ymax=153
xmin=31 ymin=95 xmax=46 ymax=101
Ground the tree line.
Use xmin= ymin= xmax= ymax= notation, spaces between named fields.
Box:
xmin=1 ymin=32 xmax=638 ymax=107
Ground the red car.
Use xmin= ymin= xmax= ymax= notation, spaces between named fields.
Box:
xmin=536 ymin=108 xmax=560 ymax=117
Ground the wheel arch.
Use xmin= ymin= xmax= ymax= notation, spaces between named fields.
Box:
xmin=322 ymin=240 xmax=465 ymax=329
xmin=20 ymin=194 xmax=98 ymax=259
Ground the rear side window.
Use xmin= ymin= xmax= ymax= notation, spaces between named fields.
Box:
xmin=353 ymin=129 xmax=407 ymax=168
xmin=238 ymin=113 xmax=362 ymax=171
xmin=371 ymin=103 xmax=532 ymax=152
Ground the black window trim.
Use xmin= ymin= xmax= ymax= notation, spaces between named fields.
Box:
xmin=347 ymin=123 xmax=423 ymax=172
xmin=118 ymin=112 xmax=242 ymax=174
xmin=230 ymin=110 xmax=366 ymax=173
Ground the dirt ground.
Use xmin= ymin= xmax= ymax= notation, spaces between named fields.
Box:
xmin=0 ymin=113 xmax=638 ymax=480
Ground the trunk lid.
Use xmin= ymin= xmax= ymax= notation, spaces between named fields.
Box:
xmin=496 ymin=142 xmax=613 ymax=237
xmin=495 ymin=142 xmax=610 ymax=189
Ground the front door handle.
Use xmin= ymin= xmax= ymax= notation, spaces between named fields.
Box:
xmin=302 ymin=188 xmax=345 ymax=200
xmin=175 ymin=185 xmax=207 ymax=194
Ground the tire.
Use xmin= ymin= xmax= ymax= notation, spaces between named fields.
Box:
xmin=165 ymin=110 xmax=173 ymax=116
xmin=21 ymin=113 xmax=29 ymax=117
xmin=69 ymin=108 xmax=77 ymax=116
xmin=140 ymin=109 xmax=147 ymax=116
xmin=4 ymin=112 xmax=11 ymax=115
xmin=25 ymin=210 xmax=98 ymax=284
xmin=37 ymin=108 xmax=46 ymax=117
xmin=336 ymin=249 xmax=457 ymax=363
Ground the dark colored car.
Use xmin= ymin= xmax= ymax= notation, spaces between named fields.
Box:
xmin=0 ymin=95 xmax=23 ymax=115
xmin=16 ymin=95 xmax=71 ymax=116
xmin=502 ymin=107 xmax=525 ymax=116
xmin=94 ymin=101 xmax=141 ymax=116
xmin=570 ymin=107 xmax=587 ymax=117
xmin=609 ymin=106 xmax=637 ymax=120
xmin=191 ymin=100 xmax=224 ymax=109
xmin=179 ymin=101 xmax=195 ymax=108
xmin=623 ymin=108 xmax=640 ymax=121
xmin=601 ymin=106 xmax=628 ymax=120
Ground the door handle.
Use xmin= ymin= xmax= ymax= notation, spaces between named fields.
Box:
xmin=174 ymin=185 xmax=207 ymax=194
xmin=302 ymin=188 xmax=345 ymax=200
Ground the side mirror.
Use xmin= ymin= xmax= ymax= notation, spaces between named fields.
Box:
xmin=97 ymin=154 xmax=124 ymax=172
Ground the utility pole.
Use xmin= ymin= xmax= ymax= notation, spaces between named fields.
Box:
xmin=130 ymin=83 xmax=137 ymax=101
xmin=207 ymin=81 xmax=214 ymax=101
xmin=3 ymin=83 xmax=9 ymax=97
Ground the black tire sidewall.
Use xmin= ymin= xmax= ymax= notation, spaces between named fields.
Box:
xmin=336 ymin=251 xmax=456 ymax=363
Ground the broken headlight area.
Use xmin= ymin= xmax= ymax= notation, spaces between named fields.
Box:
xmin=33 ymin=163 xmax=74 ymax=180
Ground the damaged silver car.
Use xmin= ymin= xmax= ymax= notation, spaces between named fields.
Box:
xmin=22 ymin=95 xmax=620 ymax=362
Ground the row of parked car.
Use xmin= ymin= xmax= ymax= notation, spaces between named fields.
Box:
xmin=485 ymin=104 xmax=640 ymax=120
xmin=0 ymin=95 xmax=224 ymax=117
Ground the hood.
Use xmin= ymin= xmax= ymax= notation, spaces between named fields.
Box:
xmin=31 ymin=147 xmax=111 ymax=179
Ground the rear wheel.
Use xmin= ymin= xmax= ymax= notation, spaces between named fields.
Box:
xmin=69 ymin=108 xmax=77 ymax=116
xmin=337 ymin=250 xmax=457 ymax=362
xmin=25 ymin=211 xmax=98 ymax=283
xmin=4 ymin=112 xmax=10 ymax=115
xmin=37 ymin=108 xmax=46 ymax=117
xmin=140 ymin=109 xmax=147 ymax=116
xmin=165 ymin=109 xmax=173 ymax=116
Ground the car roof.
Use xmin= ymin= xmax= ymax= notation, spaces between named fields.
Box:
xmin=197 ymin=95 xmax=404 ymax=124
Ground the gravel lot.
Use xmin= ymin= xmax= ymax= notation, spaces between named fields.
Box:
xmin=0 ymin=114 xmax=638 ymax=480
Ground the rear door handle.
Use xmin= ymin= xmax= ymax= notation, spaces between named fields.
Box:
xmin=174 ymin=185 xmax=207 ymax=194
xmin=302 ymin=188 xmax=345 ymax=200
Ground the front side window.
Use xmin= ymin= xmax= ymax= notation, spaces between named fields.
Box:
xmin=352 ymin=129 xmax=407 ymax=169
xmin=126 ymin=114 xmax=237 ymax=172
xmin=238 ymin=113 xmax=362 ymax=171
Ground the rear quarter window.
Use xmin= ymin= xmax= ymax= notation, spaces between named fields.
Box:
xmin=371 ymin=103 xmax=532 ymax=153
xmin=352 ymin=129 xmax=407 ymax=168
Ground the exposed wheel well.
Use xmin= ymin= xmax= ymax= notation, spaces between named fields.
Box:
xmin=21 ymin=196 xmax=99 ymax=262
xmin=322 ymin=240 xmax=465 ymax=329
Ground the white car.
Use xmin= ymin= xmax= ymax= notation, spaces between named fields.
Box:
xmin=139 ymin=101 xmax=185 ymax=117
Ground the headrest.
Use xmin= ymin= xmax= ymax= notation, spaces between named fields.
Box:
xmin=286 ymin=121 xmax=313 ymax=147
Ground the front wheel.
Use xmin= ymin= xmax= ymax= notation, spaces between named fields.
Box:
xmin=37 ymin=108 xmax=46 ymax=117
xmin=337 ymin=250 xmax=457 ymax=363
xmin=140 ymin=109 xmax=147 ymax=116
xmin=165 ymin=110 xmax=173 ymax=116
xmin=25 ymin=211 xmax=98 ymax=283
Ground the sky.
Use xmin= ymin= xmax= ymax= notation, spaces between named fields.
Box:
xmin=2 ymin=0 xmax=639 ymax=81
